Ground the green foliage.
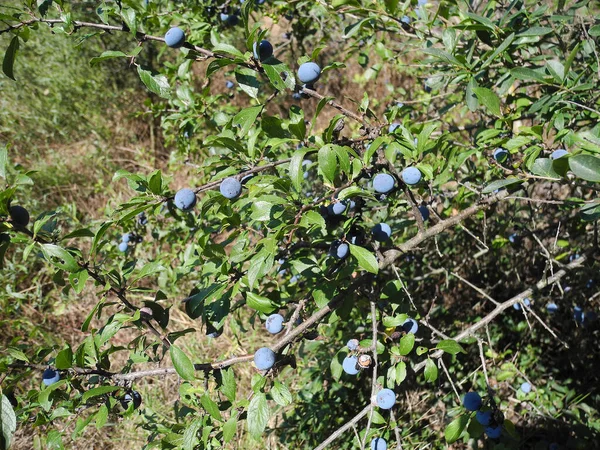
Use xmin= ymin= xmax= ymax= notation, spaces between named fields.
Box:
xmin=1 ymin=0 xmax=600 ymax=449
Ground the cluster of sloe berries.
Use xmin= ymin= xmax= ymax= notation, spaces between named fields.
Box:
xmin=462 ymin=391 xmax=502 ymax=439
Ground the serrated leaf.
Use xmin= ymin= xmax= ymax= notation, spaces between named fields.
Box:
xmin=95 ymin=404 xmax=108 ymax=429
xmin=55 ymin=346 xmax=73 ymax=370
xmin=81 ymin=386 xmax=120 ymax=403
xmin=137 ymin=66 xmax=171 ymax=98
xmin=262 ymin=58 xmax=295 ymax=91
xmin=182 ymin=418 xmax=202 ymax=450
xmin=2 ymin=36 xmax=19 ymax=81
xmin=223 ymin=417 xmax=237 ymax=443
xmin=200 ymin=395 xmax=222 ymax=421
xmin=233 ymin=106 xmax=262 ymax=138
xmin=436 ymin=339 xmax=466 ymax=355
xmin=289 ymin=149 xmax=308 ymax=191
xmin=348 ymin=244 xmax=378 ymax=274
xmin=318 ymin=144 xmax=337 ymax=184
xmin=170 ymin=345 xmax=195 ymax=381
xmin=482 ymin=177 xmax=522 ymax=194
xmin=246 ymin=292 xmax=276 ymax=314
xmin=40 ymin=244 xmax=79 ymax=272
xmin=531 ymin=158 xmax=561 ymax=179
xmin=396 ymin=361 xmax=407 ymax=384
xmin=569 ymin=154 xmax=600 ymax=182
xmin=247 ymin=393 xmax=269 ymax=438
xmin=0 ymin=146 xmax=7 ymax=179
xmin=399 ymin=333 xmax=415 ymax=356
xmin=473 ymin=87 xmax=501 ymax=117
xmin=89 ymin=50 xmax=128 ymax=66
xmin=445 ymin=415 xmax=469 ymax=443
xmin=1 ymin=394 xmax=17 ymax=448
xmin=424 ymin=358 xmax=438 ymax=382
xmin=511 ymin=67 xmax=547 ymax=83
xmin=271 ymin=381 xmax=292 ymax=406
xmin=220 ymin=368 xmax=237 ymax=403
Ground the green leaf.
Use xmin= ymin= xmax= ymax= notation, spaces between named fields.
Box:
xmin=1 ymin=394 xmax=17 ymax=449
xmin=6 ymin=347 xmax=28 ymax=362
xmin=288 ymin=105 xmax=306 ymax=140
xmin=465 ymin=78 xmax=478 ymax=112
xmin=0 ymin=145 xmax=7 ymax=179
xmin=55 ymin=346 xmax=73 ymax=370
xmin=436 ymin=340 xmax=466 ymax=355
xmin=531 ymin=158 xmax=561 ymax=179
xmin=423 ymin=47 xmax=464 ymax=68
xmin=480 ymin=32 xmax=514 ymax=69
xmin=247 ymin=393 xmax=269 ymax=438
xmin=81 ymin=386 xmax=120 ymax=403
xmin=318 ymin=144 xmax=337 ymax=184
xmin=482 ymin=177 xmax=522 ymax=194
xmin=220 ymin=368 xmax=237 ymax=403
xmin=289 ymin=148 xmax=308 ymax=191
xmin=396 ymin=361 xmax=407 ymax=384
xmin=223 ymin=417 xmax=237 ymax=443
xmin=95 ymin=404 xmax=108 ymax=429
xmin=445 ymin=415 xmax=469 ymax=443
xmin=580 ymin=202 xmax=600 ymax=221
xmin=2 ymin=36 xmax=19 ymax=81
xmin=137 ymin=66 xmax=171 ymax=98
xmin=348 ymin=244 xmax=378 ymax=274
xmin=511 ymin=67 xmax=547 ymax=83
xmin=399 ymin=333 xmax=415 ymax=356
xmin=89 ymin=51 xmax=128 ymax=66
xmin=170 ymin=345 xmax=195 ymax=381
xmin=246 ymin=292 xmax=276 ymax=314
xmin=40 ymin=244 xmax=80 ymax=272
xmin=382 ymin=313 xmax=408 ymax=328
xmin=200 ymin=395 xmax=222 ymax=421
xmin=472 ymin=87 xmax=501 ymax=117
xmin=234 ymin=69 xmax=260 ymax=100
xmin=271 ymin=381 xmax=292 ymax=406
xmin=569 ymin=155 xmax=600 ymax=182
xmin=233 ymin=106 xmax=262 ymax=138
xmin=262 ymin=58 xmax=295 ymax=91
xmin=424 ymin=359 xmax=438 ymax=382
xmin=182 ymin=418 xmax=202 ymax=450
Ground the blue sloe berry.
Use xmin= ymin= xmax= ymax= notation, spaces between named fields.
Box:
xmin=342 ymin=356 xmax=359 ymax=375
xmin=253 ymin=40 xmax=273 ymax=61
xmin=164 ymin=27 xmax=185 ymax=48
xmin=493 ymin=148 xmax=509 ymax=163
xmin=371 ymin=437 xmax=387 ymax=450
xmin=373 ymin=173 xmax=395 ymax=194
xmin=174 ymin=188 xmax=196 ymax=211
xmin=42 ymin=368 xmax=60 ymax=386
xmin=402 ymin=318 xmax=418 ymax=334
xmin=9 ymin=205 xmax=29 ymax=226
xmin=372 ymin=223 xmax=392 ymax=242
xmin=476 ymin=410 xmax=492 ymax=426
xmin=376 ymin=388 xmax=396 ymax=409
xmin=254 ymin=347 xmax=276 ymax=370
xmin=418 ymin=205 xmax=429 ymax=221
xmin=347 ymin=339 xmax=359 ymax=351
xmin=484 ymin=425 xmax=502 ymax=439
xmin=297 ymin=62 xmax=321 ymax=84
xmin=220 ymin=177 xmax=242 ymax=199
xmin=462 ymin=391 xmax=482 ymax=411
xmin=265 ymin=313 xmax=284 ymax=334
xmin=401 ymin=167 xmax=422 ymax=185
